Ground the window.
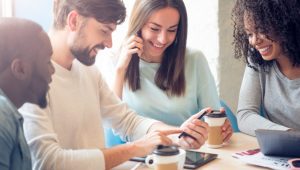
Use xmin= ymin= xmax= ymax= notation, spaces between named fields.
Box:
xmin=0 ymin=0 xmax=13 ymax=17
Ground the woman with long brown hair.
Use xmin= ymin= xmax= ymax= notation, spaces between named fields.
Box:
xmin=110 ymin=0 xmax=232 ymax=144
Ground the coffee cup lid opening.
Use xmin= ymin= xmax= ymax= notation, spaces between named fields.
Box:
xmin=206 ymin=112 xmax=226 ymax=118
xmin=153 ymin=145 xmax=179 ymax=156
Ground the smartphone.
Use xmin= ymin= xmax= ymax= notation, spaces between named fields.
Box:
xmin=137 ymin=30 xmax=142 ymax=38
xmin=130 ymin=150 xmax=217 ymax=169
xmin=132 ymin=30 xmax=142 ymax=59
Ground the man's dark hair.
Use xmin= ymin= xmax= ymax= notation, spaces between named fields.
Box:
xmin=53 ymin=0 xmax=126 ymax=29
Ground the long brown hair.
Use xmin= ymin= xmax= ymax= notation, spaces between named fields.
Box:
xmin=53 ymin=0 xmax=126 ymax=29
xmin=125 ymin=0 xmax=187 ymax=96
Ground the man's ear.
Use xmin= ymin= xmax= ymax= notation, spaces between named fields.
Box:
xmin=67 ymin=10 xmax=80 ymax=32
xmin=10 ymin=58 xmax=31 ymax=80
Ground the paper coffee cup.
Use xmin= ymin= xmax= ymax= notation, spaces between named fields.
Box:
xmin=145 ymin=146 xmax=186 ymax=170
xmin=204 ymin=113 xmax=226 ymax=148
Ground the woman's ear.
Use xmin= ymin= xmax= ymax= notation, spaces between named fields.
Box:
xmin=67 ymin=10 xmax=80 ymax=32
xmin=10 ymin=58 xmax=31 ymax=80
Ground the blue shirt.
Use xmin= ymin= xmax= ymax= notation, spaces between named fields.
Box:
xmin=123 ymin=49 xmax=220 ymax=126
xmin=0 ymin=89 xmax=31 ymax=170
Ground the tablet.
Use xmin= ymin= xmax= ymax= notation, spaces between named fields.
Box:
xmin=255 ymin=129 xmax=300 ymax=157
xmin=130 ymin=150 xmax=218 ymax=169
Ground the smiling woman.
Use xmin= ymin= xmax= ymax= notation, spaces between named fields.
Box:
xmin=232 ymin=0 xmax=300 ymax=136
xmin=243 ymin=12 xmax=284 ymax=62
xmin=116 ymin=0 xmax=188 ymax=97
xmin=102 ymin=0 xmax=233 ymax=148
xmin=139 ymin=7 xmax=179 ymax=63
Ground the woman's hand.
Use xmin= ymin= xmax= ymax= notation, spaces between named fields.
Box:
xmin=213 ymin=108 xmax=233 ymax=143
xmin=178 ymin=108 xmax=210 ymax=149
xmin=116 ymin=35 xmax=143 ymax=72
xmin=113 ymin=35 xmax=143 ymax=98
xmin=221 ymin=119 xmax=233 ymax=143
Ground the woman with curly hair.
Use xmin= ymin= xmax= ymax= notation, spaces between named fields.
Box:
xmin=232 ymin=0 xmax=300 ymax=136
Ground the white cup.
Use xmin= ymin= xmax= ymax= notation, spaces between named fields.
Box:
xmin=145 ymin=146 xmax=186 ymax=170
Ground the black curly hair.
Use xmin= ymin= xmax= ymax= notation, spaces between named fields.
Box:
xmin=232 ymin=0 xmax=300 ymax=71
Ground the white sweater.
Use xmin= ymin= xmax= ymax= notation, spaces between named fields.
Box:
xmin=19 ymin=60 xmax=156 ymax=170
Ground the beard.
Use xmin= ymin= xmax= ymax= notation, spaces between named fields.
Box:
xmin=70 ymin=24 xmax=105 ymax=66
xmin=28 ymin=70 xmax=50 ymax=109
xmin=27 ymin=82 xmax=49 ymax=109
xmin=70 ymin=46 xmax=96 ymax=66
xmin=37 ymin=91 xmax=48 ymax=108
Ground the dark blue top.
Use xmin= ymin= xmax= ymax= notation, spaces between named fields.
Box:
xmin=0 ymin=89 xmax=31 ymax=170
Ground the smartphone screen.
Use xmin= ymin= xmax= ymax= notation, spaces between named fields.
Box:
xmin=130 ymin=150 xmax=217 ymax=169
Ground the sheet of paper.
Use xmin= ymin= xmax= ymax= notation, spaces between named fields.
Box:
xmin=232 ymin=148 xmax=293 ymax=170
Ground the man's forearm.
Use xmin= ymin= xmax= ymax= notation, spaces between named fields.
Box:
xmin=102 ymin=122 xmax=184 ymax=169
xmin=102 ymin=142 xmax=138 ymax=169
xmin=147 ymin=122 xmax=177 ymax=133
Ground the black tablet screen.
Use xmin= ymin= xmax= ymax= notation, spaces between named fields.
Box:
xmin=184 ymin=150 xmax=217 ymax=169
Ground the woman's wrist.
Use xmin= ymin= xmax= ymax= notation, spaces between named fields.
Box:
xmin=115 ymin=66 xmax=127 ymax=77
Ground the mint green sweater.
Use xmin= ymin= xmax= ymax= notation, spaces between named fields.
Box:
xmin=123 ymin=49 xmax=220 ymax=126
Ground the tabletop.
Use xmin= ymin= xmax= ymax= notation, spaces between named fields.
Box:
xmin=112 ymin=132 xmax=268 ymax=170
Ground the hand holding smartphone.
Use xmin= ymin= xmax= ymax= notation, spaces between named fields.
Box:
xmin=133 ymin=31 xmax=143 ymax=57
xmin=178 ymin=111 xmax=208 ymax=139
xmin=178 ymin=110 xmax=222 ymax=140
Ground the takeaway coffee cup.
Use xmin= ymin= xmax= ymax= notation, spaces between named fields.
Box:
xmin=204 ymin=112 xmax=227 ymax=148
xmin=145 ymin=145 xmax=186 ymax=170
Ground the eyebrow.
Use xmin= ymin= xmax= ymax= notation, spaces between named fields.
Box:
xmin=148 ymin=22 xmax=178 ymax=29
xmin=244 ymin=28 xmax=250 ymax=32
xmin=103 ymin=25 xmax=115 ymax=32
xmin=244 ymin=26 xmax=255 ymax=33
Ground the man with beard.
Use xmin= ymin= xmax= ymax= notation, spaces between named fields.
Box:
xmin=19 ymin=0 xmax=211 ymax=170
xmin=0 ymin=17 xmax=54 ymax=170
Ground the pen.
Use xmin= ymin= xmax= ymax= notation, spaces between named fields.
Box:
xmin=178 ymin=111 xmax=208 ymax=139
